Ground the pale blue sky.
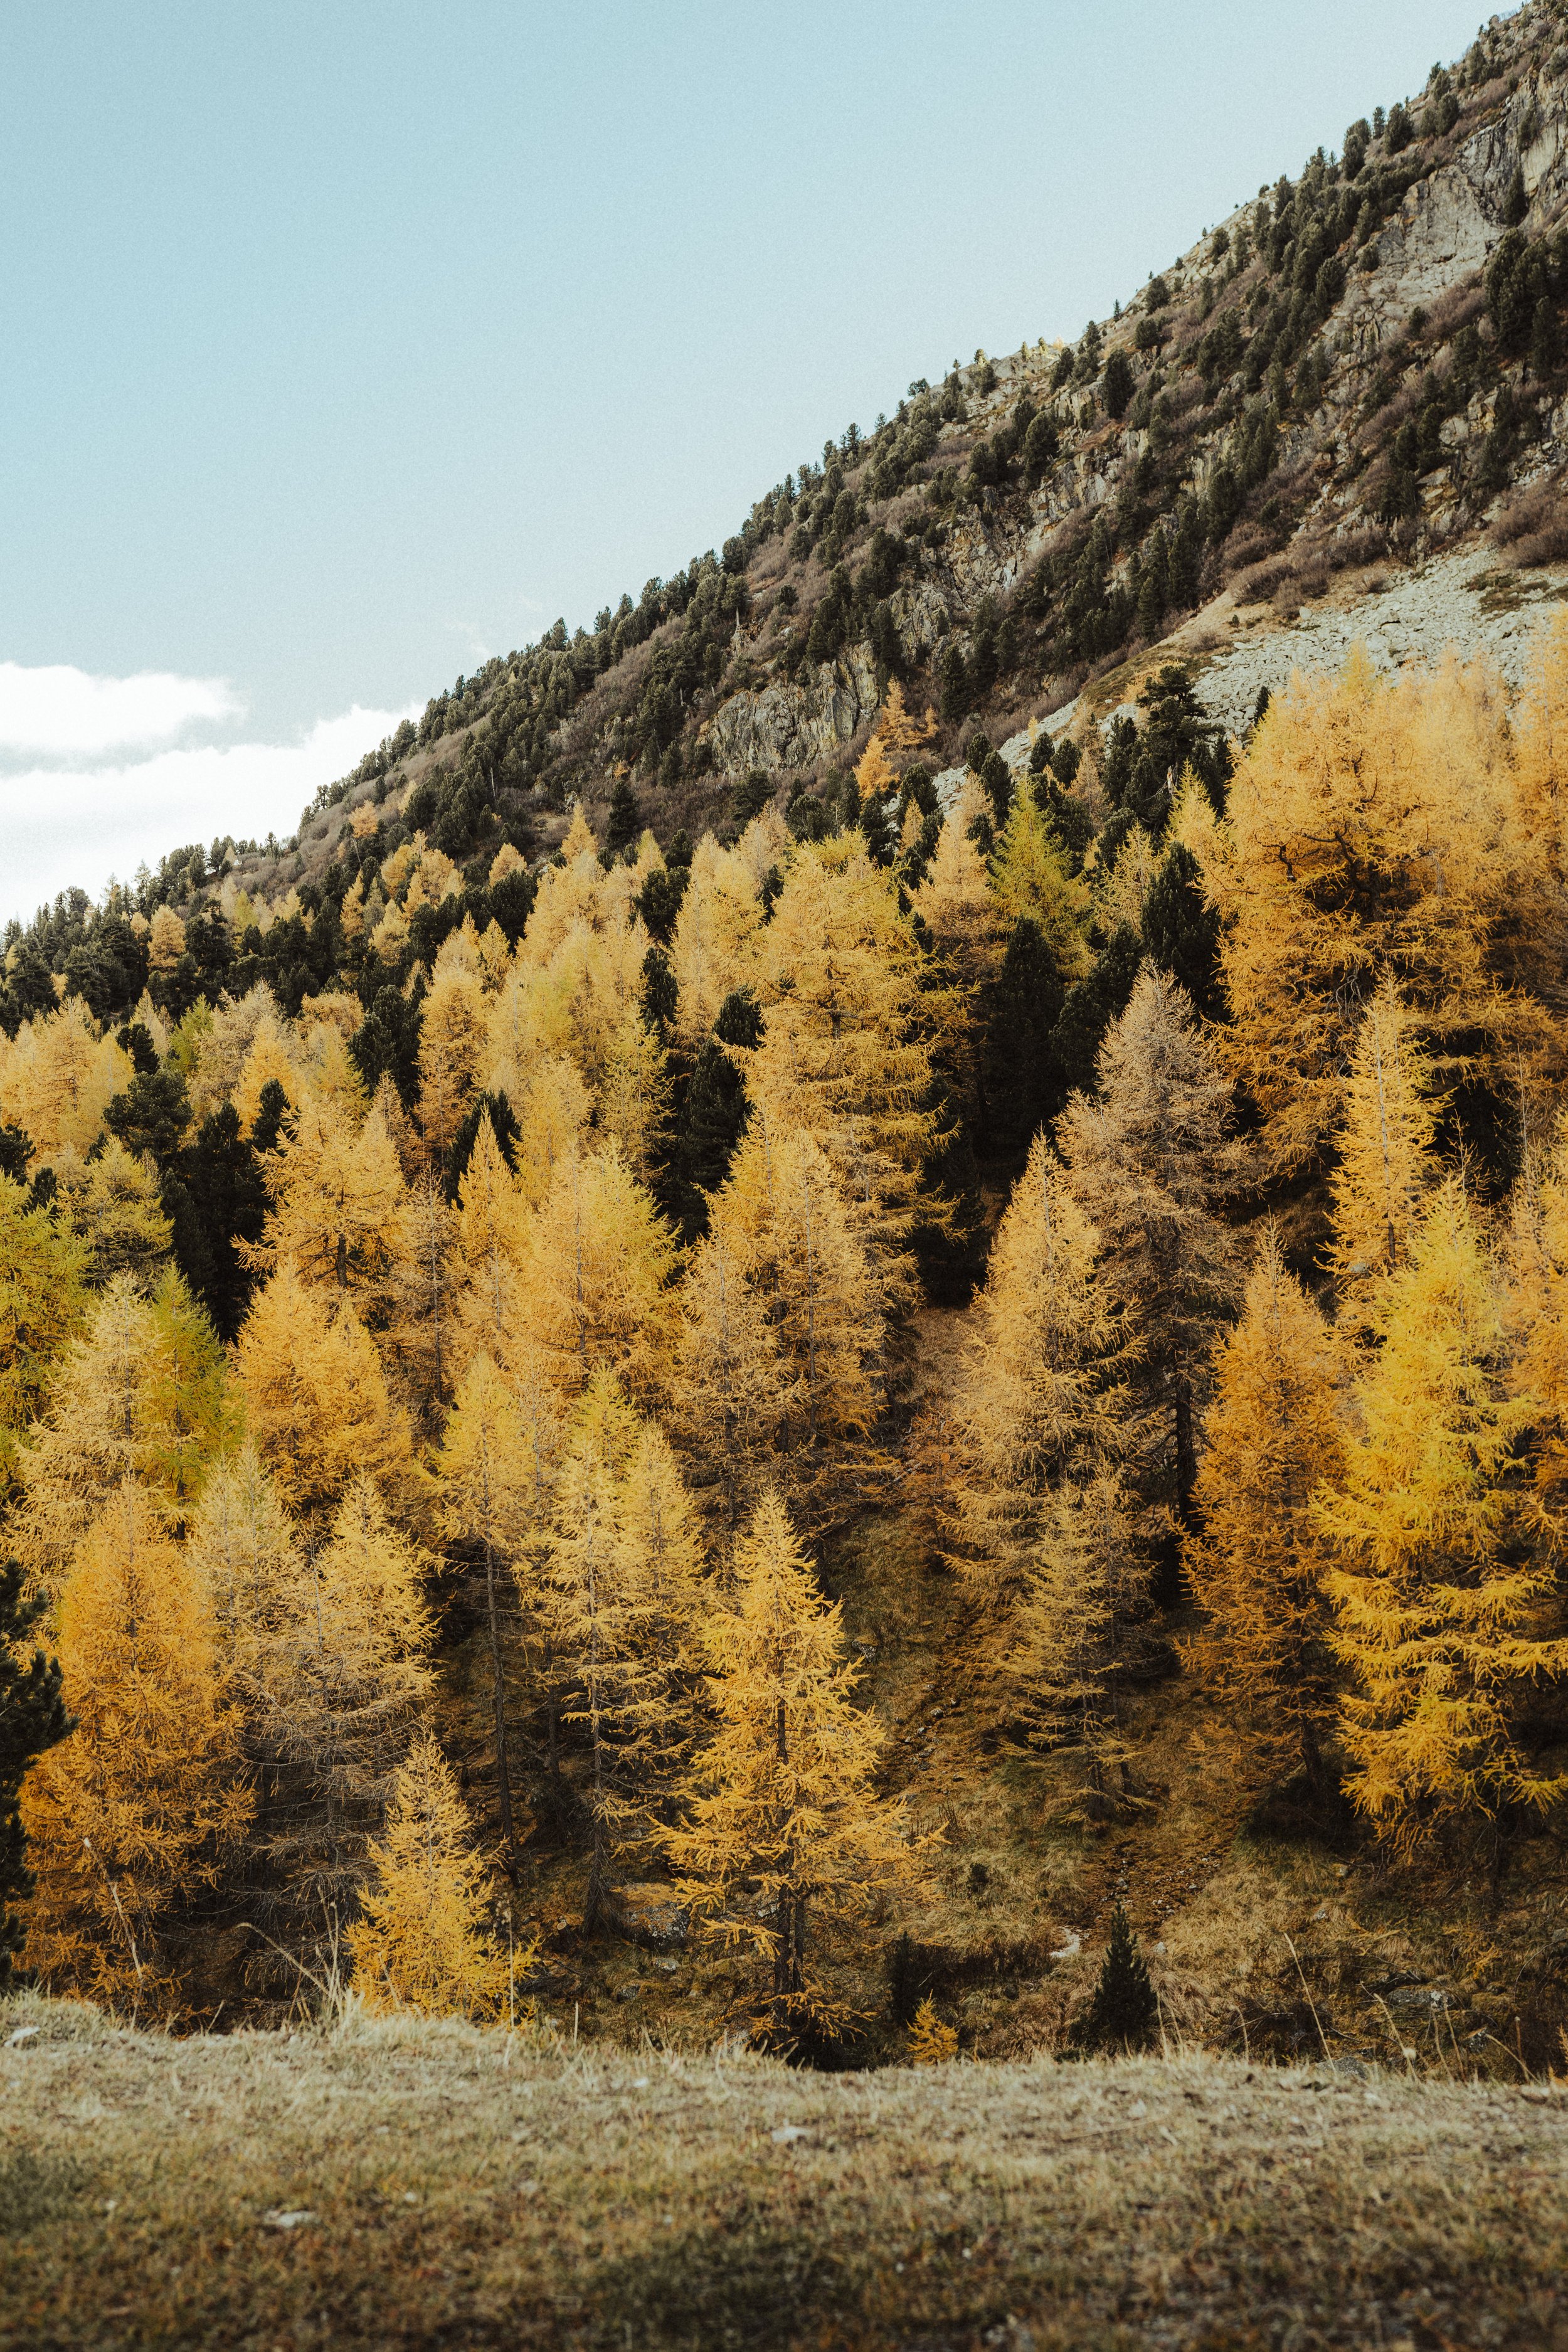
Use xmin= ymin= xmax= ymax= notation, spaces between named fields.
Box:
xmin=1 ymin=0 xmax=1483 ymax=915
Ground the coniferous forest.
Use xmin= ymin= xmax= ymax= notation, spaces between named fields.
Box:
xmin=8 ymin=622 xmax=1568 ymax=2068
xmin=11 ymin=5 xmax=1568 ymax=2090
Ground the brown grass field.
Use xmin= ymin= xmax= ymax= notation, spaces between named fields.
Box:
xmin=3 ymin=1993 xmax=1568 ymax=2351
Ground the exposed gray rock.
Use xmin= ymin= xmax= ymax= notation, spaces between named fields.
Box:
xmin=707 ymin=645 xmax=879 ymax=775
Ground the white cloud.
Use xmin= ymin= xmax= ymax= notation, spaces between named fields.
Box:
xmin=1 ymin=703 xmax=419 ymax=925
xmin=0 ymin=661 xmax=243 ymax=757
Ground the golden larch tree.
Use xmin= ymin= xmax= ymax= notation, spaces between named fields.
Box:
xmin=522 ymin=1140 xmax=677 ymax=1403
xmin=707 ymin=1119 xmax=884 ymax=1507
xmin=58 ymin=1138 xmax=172 ymax=1289
xmin=948 ymin=1131 xmax=1118 ymax=1611
xmin=750 ymin=833 xmax=939 ymax=1263
xmin=1059 ymin=969 xmax=1241 ymax=1549
xmin=388 ymin=1177 xmax=458 ymax=1430
xmin=257 ymin=1475 xmax=433 ymax=1954
xmin=19 ymin=1481 xmax=252 ymax=2018
xmin=186 ymin=1439 xmax=303 ymax=1706
xmin=1215 ymin=645 xmax=1538 ymax=1184
xmin=676 ymin=1219 xmax=792 ymax=1540
xmin=432 ymin=1352 xmax=549 ymax=1877
xmin=1316 ymin=1182 xmax=1568 ymax=1861
xmin=0 ymin=1173 xmax=88 ymax=1500
xmin=1328 ymin=977 xmax=1439 ymax=1327
xmin=547 ymin=1375 xmax=704 ymax=1924
xmin=234 ymin=1258 xmax=412 ymax=1523
xmin=243 ymin=1091 xmax=408 ymax=1327
xmin=1183 ymin=1227 xmax=1344 ymax=1805
xmin=347 ymin=1729 xmax=508 ymax=2019
xmin=417 ymin=961 xmax=489 ymax=1165
xmin=667 ymin=1488 xmax=911 ymax=2042
xmin=16 ymin=1269 xmax=236 ymax=1596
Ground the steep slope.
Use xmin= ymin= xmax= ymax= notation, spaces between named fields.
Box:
xmin=9 ymin=0 xmax=1568 ymax=1012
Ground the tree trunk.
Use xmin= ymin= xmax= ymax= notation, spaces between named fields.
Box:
xmin=483 ymin=1535 xmax=519 ymax=1880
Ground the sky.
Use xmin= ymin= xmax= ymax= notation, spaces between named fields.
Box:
xmin=0 ymin=0 xmax=1486 ymax=924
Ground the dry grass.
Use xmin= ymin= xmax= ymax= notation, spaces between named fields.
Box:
xmin=3 ymin=1993 xmax=1567 ymax=2349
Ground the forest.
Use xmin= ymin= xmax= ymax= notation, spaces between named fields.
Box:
xmin=6 ymin=613 xmax=1568 ymax=2059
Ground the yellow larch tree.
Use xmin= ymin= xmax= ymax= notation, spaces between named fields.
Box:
xmin=1183 ymin=1228 xmax=1345 ymax=1805
xmin=243 ymin=1091 xmax=409 ymax=1327
xmin=666 ymin=1488 xmax=911 ymax=2042
xmin=669 ymin=832 xmax=769 ymax=1046
xmin=911 ymin=777 xmax=1002 ymax=1123
xmin=15 ymin=1269 xmax=237 ymax=1596
xmin=1509 ymin=1103 xmax=1568 ymax=1528
xmin=946 ymin=1131 xmax=1118 ymax=1613
xmin=346 ymin=1729 xmax=508 ymax=2019
xmin=1328 ymin=977 xmax=1439 ymax=1328
xmin=432 ymin=1352 xmax=548 ymax=1877
xmin=989 ymin=783 xmax=1091 ymax=977
xmin=233 ymin=1258 xmax=412 ymax=1525
xmin=1316 ymin=1182 xmax=1568 ymax=1860
xmin=417 ymin=958 xmax=488 ymax=1166
xmin=546 ymin=1374 xmax=704 ymax=1923
xmin=1002 ymin=1470 xmax=1140 ymax=1806
xmin=0 ymin=999 xmax=129 ymax=1160
xmin=1511 ymin=607 xmax=1568 ymax=884
xmin=386 ymin=1178 xmax=458 ymax=1431
xmin=258 ymin=1476 xmax=433 ymax=1949
xmin=750 ymin=835 xmax=938 ymax=1260
xmin=0 ymin=1173 xmax=88 ymax=1500
xmin=55 ymin=1138 xmax=172 ymax=1290
xmin=19 ymin=1481 xmax=252 ymax=2018
xmin=706 ymin=1119 xmax=884 ymax=1505
xmin=1059 ymin=969 xmax=1241 ymax=1548
xmin=184 ymin=1439 xmax=302 ymax=1708
xmin=1215 ymin=646 xmax=1539 ymax=1184
xmin=596 ymin=1004 xmax=672 ymax=1185
xmin=675 ymin=1219 xmax=792 ymax=1541
xmin=146 ymin=904 xmax=187 ymax=977
xmin=521 ymin=1140 xmax=677 ymax=1404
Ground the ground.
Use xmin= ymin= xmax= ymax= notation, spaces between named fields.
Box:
xmin=3 ymin=1992 xmax=1566 ymax=2350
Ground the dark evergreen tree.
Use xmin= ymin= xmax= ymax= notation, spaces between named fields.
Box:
xmin=1051 ymin=924 xmax=1143 ymax=1099
xmin=447 ymin=1089 xmax=521 ymax=1200
xmin=103 ymin=1062 xmax=191 ymax=1165
xmin=983 ymin=917 xmax=1066 ymax=1160
xmin=1503 ymin=162 xmax=1527 ymax=228
xmin=490 ymin=864 xmax=537 ymax=946
xmin=639 ymin=946 xmax=679 ymax=1039
xmin=115 ymin=1020 xmax=160 ymax=1076
xmin=349 ymin=980 xmax=425 ymax=1104
xmin=940 ymin=642 xmax=970 ymax=724
xmin=679 ymin=989 xmax=761 ymax=1232
xmin=1103 ymin=349 xmax=1135 ymax=421
xmin=172 ymin=1103 xmax=271 ymax=1342
xmin=1078 ymin=1900 xmax=1158 ymax=2051
xmin=980 ymin=749 xmax=1014 ymax=829
xmin=605 ymin=775 xmax=642 ymax=858
xmin=250 ymin=1078 xmax=290 ymax=1157
xmin=1142 ymin=843 xmax=1226 ymax=1021
xmin=0 ymin=1124 xmax=31 ymax=1184
xmin=635 ymin=864 xmax=688 ymax=946
xmin=0 ymin=943 xmax=58 ymax=1037
xmin=0 ymin=1559 xmax=71 ymax=1992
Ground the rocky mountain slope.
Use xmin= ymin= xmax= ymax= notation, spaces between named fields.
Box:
xmin=11 ymin=2 xmax=1568 ymax=1007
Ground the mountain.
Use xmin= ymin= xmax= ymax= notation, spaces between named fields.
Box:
xmin=8 ymin=0 xmax=1568 ymax=1024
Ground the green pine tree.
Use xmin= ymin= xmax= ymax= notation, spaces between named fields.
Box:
xmin=1 ymin=1560 xmax=72 ymax=1991
xmin=1078 ymin=1900 xmax=1158 ymax=2051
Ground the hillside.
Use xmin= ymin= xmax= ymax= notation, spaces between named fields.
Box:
xmin=9 ymin=1 xmax=1568 ymax=1008
xmin=8 ymin=0 xmax=1568 ymax=2124
xmin=4 ymin=1997 xmax=1568 ymax=2351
